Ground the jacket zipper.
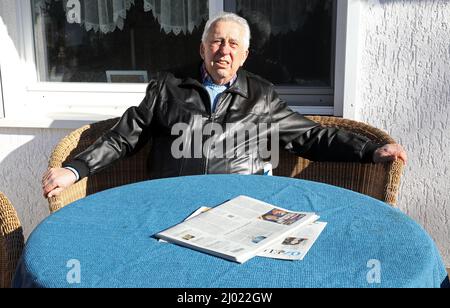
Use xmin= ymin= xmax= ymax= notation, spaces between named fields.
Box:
xmin=204 ymin=113 xmax=215 ymax=174
xmin=204 ymin=92 xmax=228 ymax=174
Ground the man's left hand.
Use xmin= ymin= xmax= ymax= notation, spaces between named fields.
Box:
xmin=373 ymin=143 xmax=407 ymax=164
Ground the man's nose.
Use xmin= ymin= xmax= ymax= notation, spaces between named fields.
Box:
xmin=219 ymin=42 xmax=231 ymax=54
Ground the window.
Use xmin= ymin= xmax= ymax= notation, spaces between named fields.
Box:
xmin=226 ymin=0 xmax=335 ymax=109
xmin=1 ymin=0 xmax=360 ymax=127
xmin=226 ymin=0 xmax=334 ymax=88
xmin=31 ymin=0 xmax=335 ymax=110
xmin=32 ymin=0 xmax=208 ymax=82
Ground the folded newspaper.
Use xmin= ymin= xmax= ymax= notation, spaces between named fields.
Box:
xmin=155 ymin=195 xmax=324 ymax=264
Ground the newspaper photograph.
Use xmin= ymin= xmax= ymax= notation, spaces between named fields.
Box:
xmin=258 ymin=221 xmax=327 ymax=260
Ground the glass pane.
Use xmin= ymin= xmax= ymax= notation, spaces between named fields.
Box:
xmin=233 ymin=0 xmax=333 ymax=87
xmin=32 ymin=0 xmax=208 ymax=83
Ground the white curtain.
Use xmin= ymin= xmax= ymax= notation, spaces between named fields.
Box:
xmin=237 ymin=0 xmax=329 ymax=35
xmin=34 ymin=0 xmax=207 ymax=35
xmin=35 ymin=0 xmax=135 ymax=33
xmin=143 ymin=0 xmax=208 ymax=35
xmin=82 ymin=0 xmax=135 ymax=33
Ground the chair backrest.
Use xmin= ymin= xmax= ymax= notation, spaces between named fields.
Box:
xmin=274 ymin=116 xmax=403 ymax=205
xmin=0 ymin=192 xmax=24 ymax=288
xmin=48 ymin=116 xmax=403 ymax=212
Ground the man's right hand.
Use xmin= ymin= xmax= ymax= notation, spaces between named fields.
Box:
xmin=42 ymin=168 xmax=77 ymax=198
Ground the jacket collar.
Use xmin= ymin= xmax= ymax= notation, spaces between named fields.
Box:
xmin=179 ymin=64 xmax=249 ymax=99
xmin=226 ymin=70 xmax=248 ymax=98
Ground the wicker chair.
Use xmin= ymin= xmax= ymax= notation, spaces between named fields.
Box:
xmin=48 ymin=118 xmax=151 ymax=213
xmin=0 ymin=192 xmax=25 ymax=288
xmin=48 ymin=116 xmax=403 ymax=212
xmin=274 ymin=116 xmax=403 ymax=206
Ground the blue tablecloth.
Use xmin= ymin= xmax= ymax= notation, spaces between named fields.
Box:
xmin=14 ymin=175 xmax=448 ymax=288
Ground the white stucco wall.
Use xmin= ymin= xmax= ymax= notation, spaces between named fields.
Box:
xmin=0 ymin=128 xmax=71 ymax=238
xmin=356 ymin=0 xmax=450 ymax=266
xmin=0 ymin=1 xmax=74 ymax=239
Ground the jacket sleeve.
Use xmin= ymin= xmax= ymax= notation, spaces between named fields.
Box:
xmin=63 ymin=79 xmax=161 ymax=179
xmin=268 ymin=87 xmax=383 ymax=163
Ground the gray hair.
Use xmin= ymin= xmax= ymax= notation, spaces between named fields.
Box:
xmin=201 ymin=12 xmax=251 ymax=50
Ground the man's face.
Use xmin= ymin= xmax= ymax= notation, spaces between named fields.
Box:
xmin=200 ymin=20 xmax=249 ymax=85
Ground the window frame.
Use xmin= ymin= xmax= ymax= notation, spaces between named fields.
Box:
xmin=0 ymin=66 xmax=4 ymax=118
xmin=0 ymin=0 xmax=360 ymax=128
xmin=334 ymin=0 xmax=360 ymax=118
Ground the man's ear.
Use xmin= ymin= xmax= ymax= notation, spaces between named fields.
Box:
xmin=200 ymin=43 xmax=205 ymax=60
xmin=241 ymin=49 xmax=249 ymax=66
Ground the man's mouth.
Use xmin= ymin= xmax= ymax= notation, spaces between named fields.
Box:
xmin=215 ymin=60 xmax=230 ymax=67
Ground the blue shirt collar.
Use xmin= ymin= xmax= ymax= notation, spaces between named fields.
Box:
xmin=201 ymin=63 xmax=237 ymax=87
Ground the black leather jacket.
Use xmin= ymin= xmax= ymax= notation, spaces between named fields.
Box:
xmin=66 ymin=69 xmax=381 ymax=180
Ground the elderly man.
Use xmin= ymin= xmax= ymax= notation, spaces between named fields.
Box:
xmin=43 ymin=12 xmax=406 ymax=198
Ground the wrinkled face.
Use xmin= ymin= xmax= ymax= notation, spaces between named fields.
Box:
xmin=200 ymin=20 xmax=249 ymax=85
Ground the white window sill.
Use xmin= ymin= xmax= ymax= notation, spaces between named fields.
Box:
xmin=26 ymin=82 xmax=148 ymax=93
xmin=0 ymin=106 xmax=334 ymax=129
xmin=291 ymin=106 xmax=334 ymax=116
xmin=0 ymin=112 xmax=117 ymax=129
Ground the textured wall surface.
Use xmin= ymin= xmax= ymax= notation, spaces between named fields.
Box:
xmin=357 ymin=0 xmax=450 ymax=266
xmin=0 ymin=128 xmax=71 ymax=239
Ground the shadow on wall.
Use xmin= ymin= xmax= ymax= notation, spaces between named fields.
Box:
xmin=0 ymin=127 xmax=71 ymax=239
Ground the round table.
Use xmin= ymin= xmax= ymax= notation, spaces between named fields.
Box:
xmin=14 ymin=175 xmax=448 ymax=288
